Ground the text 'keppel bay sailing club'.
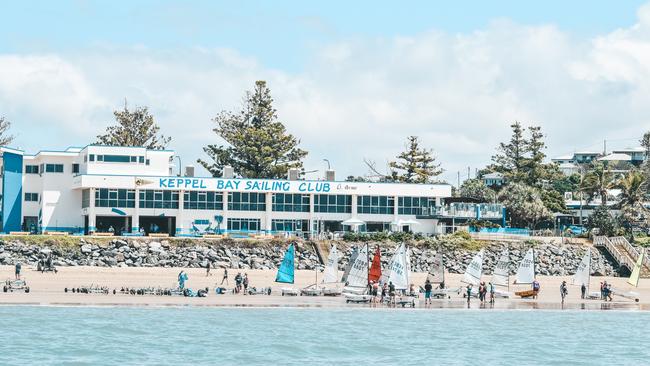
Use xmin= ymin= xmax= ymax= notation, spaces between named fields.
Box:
xmin=158 ymin=178 xmax=331 ymax=192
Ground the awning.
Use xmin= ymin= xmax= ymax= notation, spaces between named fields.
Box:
xmin=342 ymin=218 xmax=365 ymax=226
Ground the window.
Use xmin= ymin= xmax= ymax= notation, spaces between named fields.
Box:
xmin=45 ymin=164 xmax=64 ymax=173
xmin=82 ymin=189 xmax=90 ymax=208
xmin=97 ymin=155 xmax=104 ymax=162
xmin=146 ymin=159 xmax=150 ymax=165
xmin=95 ymin=188 xmax=136 ymax=208
xmin=272 ymin=193 xmax=310 ymax=212
xmin=130 ymin=156 xmax=137 ymax=163
xmin=25 ymin=165 xmax=39 ymax=174
xmin=89 ymin=154 xmax=95 ymax=162
xmin=72 ymin=163 xmax=80 ymax=174
xmin=398 ymin=196 xmax=436 ymax=215
xmin=272 ymin=219 xmax=308 ymax=232
xmin=183 ymin=191 xmax=224 ymax=210
xmin=314 ymin=194 xmax=352 ymax=213
xmin=227 ymin=218 xmax=261 ymax=232
xmin=357 ymin=195 xmax=395 ymax=214
xmin=24 ymin=192 xmax=39 ymax=202
xmin=139 ymin=189 xmax=179 ymax=209
xmin=139 ymin=156 xmax=144 ymax=163
xmin=227 ymin=192 xmax=266 ymax=211
xmin=101 ymin=155 xmax=131 ymax=163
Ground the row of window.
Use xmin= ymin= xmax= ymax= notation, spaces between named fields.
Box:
xmin=86 ymin=154 xmax=150 ymax=165
xmin=271 ymin=219 xmax=308 ymax=232
xmin=79 ymin=189 xmax=437 ymax=216
xmin=25 ymin=164 xmax=79 ymax=174
xmin=227 ymin=218 xmax=261 ymax=231
xmin=357 ymin=195 xmax=395 ymax=215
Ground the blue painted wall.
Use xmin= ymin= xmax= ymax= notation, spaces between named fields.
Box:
xmin=2 ymin=151 xmax=23 ymax=233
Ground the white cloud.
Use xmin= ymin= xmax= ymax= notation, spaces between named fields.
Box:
xmin=2 ymin=6 xmax=650 ymax=182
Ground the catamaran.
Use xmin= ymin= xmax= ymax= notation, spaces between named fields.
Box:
xmin=276 ymin=243 xmax=298 ymax=296
xmin=513 ymin=248 xmax=537 ymax=298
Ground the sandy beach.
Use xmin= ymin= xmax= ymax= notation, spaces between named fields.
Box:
xmin=0 ymin=265 xmax=648 ymax=310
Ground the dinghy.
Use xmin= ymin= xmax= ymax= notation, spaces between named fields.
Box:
xmin=276 ymin=243 xmax=298 ymax=296
xmin=342 ymin=245 xmax=369 ymax=295
xmin=489 ymin=248 xmax=512 ymax=298
xmin=513 ymin=248 xmax=538 ymax=298
xmin=572 ymin=248 xmax=600 ymax=299
xmin=386 ymin=243 xmax=410 ymax=291
xmin=321 ymin=244 xmax=342 ymax=296
xmin=427 ymin=249 xmax=459 ymax=298
xmin=462 ymin=249 xmax=484 ymax=287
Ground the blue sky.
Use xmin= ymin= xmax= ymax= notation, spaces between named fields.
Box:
xmin=2 ymin=1 xmax=650 ymax=182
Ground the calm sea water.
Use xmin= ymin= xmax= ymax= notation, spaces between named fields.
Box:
xmin=1 ymin=306 xmax=648 ymax=365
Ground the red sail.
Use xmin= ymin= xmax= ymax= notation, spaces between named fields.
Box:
xmin=368 ymin=247 xmax=382 ymax=282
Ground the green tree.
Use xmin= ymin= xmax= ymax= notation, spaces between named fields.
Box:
xmin=491 ymin=122 xmax=527 ymax=182
xmin=498 ymin=182 xmax=551 ymax=229
xmin=587 ymin=205 xmax=617 ymax=236
xmin=97 ymin=104 xmax=170 ymax=149
xmin=198 ymin=81 xmax=308 ymax=178
xmin=579 ymin=162 xmax=616 ymax=205
xmin=459 ymin=178 xmax=496 ymax=202
xmin=0 ymin=116 xmax=14 ymax=146
xmin=345 ymin=175 xmax=368 ymax=182
xmin=552 ymin=173 xmax=581 ymax=194
xmin=388 ymin=136 xmax=443 ymax=183
xmin=524 ymin=125 xmax=546 ymax=186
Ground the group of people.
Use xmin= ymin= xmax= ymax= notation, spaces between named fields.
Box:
xmin=600 ymin=281 xmax=613 ymax=301
xmin=465 ymin=282 xmax=495 ymax=305
xmin=218 ymin=267 xmax=249 ymax=294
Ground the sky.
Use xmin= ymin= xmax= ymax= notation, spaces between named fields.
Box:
xmin=2 ymin=0 xmax=650 ymax=184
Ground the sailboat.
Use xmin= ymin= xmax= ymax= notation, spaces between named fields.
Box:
xmin=386 ymin=243 xmax=410 ymax=291
xmin=301 ymin=244 xmax=339 ymax=296
xmin=321 ymin=244 xmax=342 ymax=296
xmin=428 ymin=248 xmax=459 ymax=299
xmin=489 ymin=248 xmax=512 ymax=298
xmin=342 ymin=244 xmax=369 ymax=295
xmin=513 ymin=248 xmax=537 ymax=298
xmin=608 ymin=249 xmax=642 ymax=302
xmin=571 ymin=248 xmax=601 ymax=300
xmin=462 ymin=249 xmax=484 ymax=286
xmin=276 ymin=243 xmax=298 ymax=296
xmin=368 ymin=246 xmax=382 ymax=283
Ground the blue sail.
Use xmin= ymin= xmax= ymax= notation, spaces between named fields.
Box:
xmin=275 ymin=243 xmax=295 ymax=283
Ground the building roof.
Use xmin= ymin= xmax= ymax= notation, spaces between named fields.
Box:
xmin=598 ymin=153 xmax=632 ymax=161
xmin=552 ymin=154 xmax=574 ymax=161
xmin=482 ymin=172 xmax=504 ymax=179
xmin=612 ymin=146 xmax=645 ymax=153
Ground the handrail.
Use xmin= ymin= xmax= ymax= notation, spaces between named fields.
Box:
xmin=593 ymin=236 xmax=633 ymax=270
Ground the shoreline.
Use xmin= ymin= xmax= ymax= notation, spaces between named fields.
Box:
xmin=1 ymin=265 xmax=647 ymax=311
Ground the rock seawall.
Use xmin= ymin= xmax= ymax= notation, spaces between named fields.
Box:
xmin=0 ymin=238 xmax=619 ymax=276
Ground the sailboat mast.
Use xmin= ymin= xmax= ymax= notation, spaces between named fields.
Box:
xmin=441 ymin=245 xmax=445 ymax=285
xmin=587 ymin=249 xmax=591 ymax=294
xmin=366 ymin=243 xmax=370 ymax=288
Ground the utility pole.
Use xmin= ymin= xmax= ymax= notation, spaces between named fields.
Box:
xmin=603 ymin=139 xmax=607 ymax=155
xmin=467 ymin=166 xmax=470 ymax=180
xmin=457 ymin=171 xmax=460 ymax=189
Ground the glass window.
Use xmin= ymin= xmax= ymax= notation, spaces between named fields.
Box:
xmin=227 ymin=218 xmax=261 ymax=232
xmin=314 ymin=194 xmax=352 ymax=213
xmin=25 ymin=165 xmax=39 ymax=174
xmin=89 ymin=154 xmax=95 ymax=162
xmin=272 ymin=193 xmax=309 ymax=212
xmin=45 ymin=164 xmax=64 ymax=173
xmin=183 ymin=191 xmax=224 ymax=210
xmin=97 ymin=155 xmax=104 ymax=162
xmin=357 ymin=195 xmax=394 ymax=214
xmin=271 ymin=219 xmax=309 ymax=232
xmin=139 ymin=156 xmax=144 ymax=163
xmin=24 ymin=192 xmax=39 ymax=202
xmin=81 ymin=189 xmax=90 ymax=208
xmin=95 ymin=188 xmax=136 ymax=208
xmin=72 ymin=163 xmax=80 ymax=174
xmin=398 ymin=196 xmax=436 ymax=215
xmin=139 ymin=189 xmax=179 ymax=209
xmin=102 ymin=155 xmax=132 ymax=163
xmin=228 ymin=192 xmax=266 ymax=211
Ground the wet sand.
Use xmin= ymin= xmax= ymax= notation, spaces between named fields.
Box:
xmin=0 ymin=265 xmax=647 ymax=310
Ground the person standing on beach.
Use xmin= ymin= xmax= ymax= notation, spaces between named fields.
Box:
xmin=243 ymin=273 xmax=249 ymax=295
xmin=372 ymin=281 xmax=380 ymax=304
xmin=381 ymin=283 xmax=388 ymax=303
xmin=560 ymin=281 xmax=568 ymax=303
xmin=581 ymin=283 xmax=586 ymax=299
xmin=205 ymin=261 xmax=211 ymax=277
xmin=221 ymin=267 xmax=229 ymax=285
xmin=489 ymin=282 xmax=495 ymax=304
xmin=388 ymin=281 xmax=396 ymax=305
xmin=15 ymin=262 xmax=21 ymax=280
xmin=466 ymin=284 xmax=472 ymax=305
xmin=424 ymin=280 xmax=433 ymax=305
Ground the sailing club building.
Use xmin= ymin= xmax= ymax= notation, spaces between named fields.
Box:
xmin=0 ymin=145 xmax=503 ymax=236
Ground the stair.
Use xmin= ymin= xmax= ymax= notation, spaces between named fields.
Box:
xmin=593 ymin=236 xmax=650 ymax=276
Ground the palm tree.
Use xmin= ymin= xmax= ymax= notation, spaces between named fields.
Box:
xmin=617 ymin=170 xmax=647 ymax=239
xmin=579 ymin=162 xmax=616 ymax=205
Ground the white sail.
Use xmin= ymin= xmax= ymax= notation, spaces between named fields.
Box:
xmin=322 ymin=245 xmax=339 ymax=284
xmin=341 ymin=246 xmax=359 ymax=284
xmin=426 ymin=250 xmax=444 ymax=284
xmin=515 ymin=248 xmax=535 ymax=284
xmin=491 ymin=249 xmax=510 ymax=287
xmin=462 ymin=249 xmax=484 ymax=286
xmin=572 ymin=248 xmax=591 ymax=287
xmin=387 ymin=243 xmax=409 ymax=290
xmin=346 ymin=245 xmax=369 ymax=288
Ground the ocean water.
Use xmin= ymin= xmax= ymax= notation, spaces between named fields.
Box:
xmin=1 ymin=306 xmax=649 ymax=365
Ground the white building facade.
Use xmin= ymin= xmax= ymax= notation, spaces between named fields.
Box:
xmin=1 ymin=145 xmax=454 ymax=236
